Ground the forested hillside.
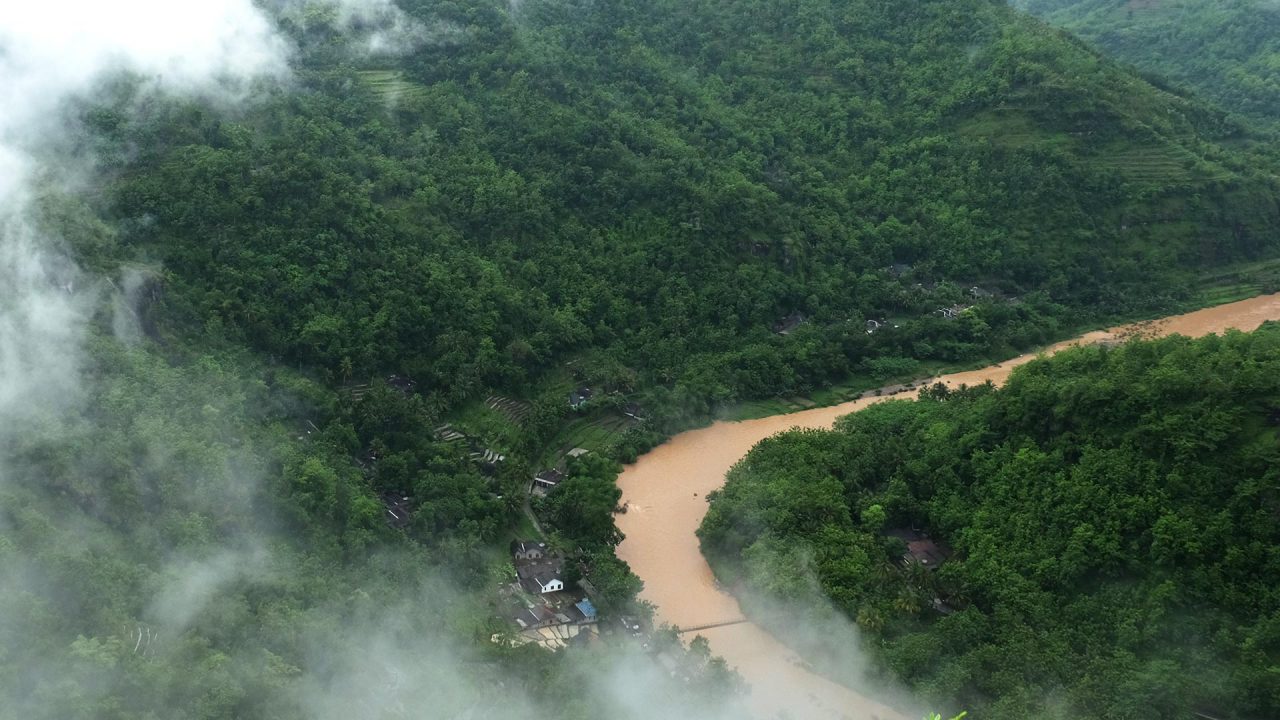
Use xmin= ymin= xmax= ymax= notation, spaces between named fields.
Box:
xmin=700 ymin=325 xmax=1280 ymax=719
xmin=100 ymin=0 xmax=1280 ymax=409
xmin=7 ymin=0 xmax=1280 ymax=717
xmin=1014 ymin=0 xmax=1280 ymax=128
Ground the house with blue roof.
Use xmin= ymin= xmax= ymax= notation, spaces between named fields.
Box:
xmin=574 ymin=598 xmax=597 ymax=623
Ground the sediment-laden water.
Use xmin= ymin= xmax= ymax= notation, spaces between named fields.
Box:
xmin=616 ymin=293 xmax=1280 ymax=720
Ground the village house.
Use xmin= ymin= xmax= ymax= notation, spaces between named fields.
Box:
xmin=517 ymin=562 xmax=566 ymax=594
xmin=511 ymin=540 xmax=547 ymax=561
xmin=573 ymin=598 xmax=598 ymax=624
xmin=568 ymin=386 xmax=593 ymax=410
xmin=380 ymin=490 xmax=412 ymax=529
xmin=514 ymin=547 xmax=568 ymax=595
xmin=622 ymin=402 xmax=646 ymax=421
xmin=886 ymin=528 xmax=951 ymax=571
xmin=511 ymin=604 xmax=557 ymax=630
xmin=532 ymin=468 xmax=565 ymax=494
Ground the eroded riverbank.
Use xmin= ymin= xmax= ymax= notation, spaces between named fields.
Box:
xmin=615 ymin=293 xmax=1280 ymax=720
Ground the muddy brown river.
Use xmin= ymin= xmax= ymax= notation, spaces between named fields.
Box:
xmin=615 ymin=293 xmax=1280 ymax=720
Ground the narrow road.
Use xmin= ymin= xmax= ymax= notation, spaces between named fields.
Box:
xmin=522 ymin=492 xmax=545 ymax=538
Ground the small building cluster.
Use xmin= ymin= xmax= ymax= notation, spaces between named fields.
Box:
xmin=517 ymin=559 xmax=565 ymax=594
xmin=498 ymin=541 xmax=599 ymax=650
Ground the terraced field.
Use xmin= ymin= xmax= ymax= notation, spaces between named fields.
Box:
xmin=540 ymin=414 xmax=635 ymax=467
xmin=955 ymin=109 xmax=1234 ymax=189
xmin=1085 ymin=140 xmax=1233 ymax=187
xmin=486 ymin=395 xmax=533 ymax=426
xmin=356 ymin=69 xmax=429 ymax=105
xmin=1193 ymin=257 xmax=1280 ymax=305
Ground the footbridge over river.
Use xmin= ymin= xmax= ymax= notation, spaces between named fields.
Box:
xmin=674 ymin=617 xmax=748 ymax=635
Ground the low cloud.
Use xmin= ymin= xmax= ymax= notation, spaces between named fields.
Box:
xmin=0 ymin=0 xmax=294 ymax=455
xmin=0 ymin=4 xmax=918 ymax=720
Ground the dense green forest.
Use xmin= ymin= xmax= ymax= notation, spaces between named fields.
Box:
xmin=7 ymin=0 xmax=1280 ymax=716
xmin=700 ymin=325 xmax=1280 ymax=719
xmin=102 ymin=0 xmax=1280 ymax=409
xmin=1013 ymin=0 xmax=1280 ymax=128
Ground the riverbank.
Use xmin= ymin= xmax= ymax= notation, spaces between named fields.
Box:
xmin=720 ymin=272 xmax=1280 ymax=424
xmin=615 ymin=292 xmax=1280 ymax=720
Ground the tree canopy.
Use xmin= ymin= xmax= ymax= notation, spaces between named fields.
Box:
xmin=9 ymin=0 xmax=1280 ymax=717
xmin=92 ymin=0 xmax=1280 ymax=412
xmin=701 ymin=324 xmax=1280 ymax=719
xmin=1015 ymin=0 xmax=1280 ymax=129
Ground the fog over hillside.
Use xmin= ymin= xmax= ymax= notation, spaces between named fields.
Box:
xmin=0 ymin=3 xmax=779 ymax=718
xmin=3 ymin=1 xmax=1277 ymax=718
xmin=0 ymin=0 xmax=286 ymax=434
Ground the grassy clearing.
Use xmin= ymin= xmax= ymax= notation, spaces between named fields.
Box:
xmin=538 ymin=413 xmax=633 ymax=467
xmin=451 ymin=400 xmax=522 ymax=450
xmin=955 ymin=109 xmax=1074 ymax=151
xmin=356 ymin=69 xmax=429 ymax=105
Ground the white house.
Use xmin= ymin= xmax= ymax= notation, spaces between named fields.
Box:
xmin=516 ymin=560 xmax=567 ymax=595
xmin=533 ymin=575 xmax=564 ymax=594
